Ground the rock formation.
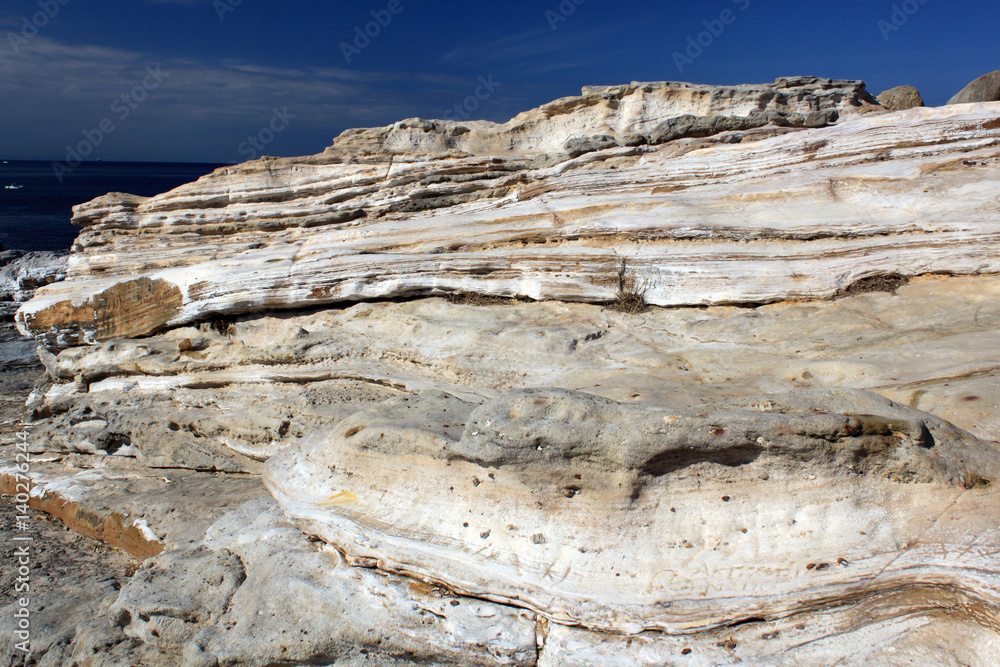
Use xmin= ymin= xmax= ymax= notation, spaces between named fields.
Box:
xmin=17 ymin=77 xmax=897 ymax=348
xmin=18 ymin=99 xmax=1000 ymax=349
xmin=948 ymin=70 xmax=1000 ymax=104
xmin=332 ymin=77 xmax=878 ymax=156
xmin=5 ymin=78 xmax=1000 ymax=665
xmin=0 ymin=250 xmax=66 ymax=379
xmin=876 ymin=84 xmax=924 ymax=110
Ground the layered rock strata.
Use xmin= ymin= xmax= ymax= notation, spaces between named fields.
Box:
xmin=25 ymin=274 xmax=1000 ymax=472
xmin=19 ymin=101 xmax=1000 ymax=347
xmin=111 ymin=499 xmax=539 ymax=666
xmin=14 ymin=77 xmax=927 ymax=347
xmin=332 ymin=77 xmax=876 ymax=155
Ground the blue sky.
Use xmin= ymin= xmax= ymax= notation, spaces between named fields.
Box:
xmin=0 ymin=0 xmax=997 ymax=163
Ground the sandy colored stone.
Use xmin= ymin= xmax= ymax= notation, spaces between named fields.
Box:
xmin=334 ymin=77 xmax=879 ymax=156
xmin=0 ymin=445 xmax=267 ymax=553
xmin=877 ymin=84 xmax=924 ymax=110
xmin=28 ymin=378 xmax=405 ymax=472
xmin=6 ymin=76 xmax=1000 ymax=667
xmin=539 ymin=608 xmax=1000 ymax=666
xmin=112 ymin=498 xmax=538 ymax=666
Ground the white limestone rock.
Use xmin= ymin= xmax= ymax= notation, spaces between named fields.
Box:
xmin=331 ymin=77 xmax=879 ymax=156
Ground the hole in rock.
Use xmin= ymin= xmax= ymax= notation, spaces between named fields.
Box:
xmin=642 ymin=446 xmax=761 ymax=477
xmin=103 ymin=433 xmax=132 ymax=455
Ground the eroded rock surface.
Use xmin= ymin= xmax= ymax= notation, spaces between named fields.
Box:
xmin=25 ymin=275 xmax=1000 ymax=471
xmin=0 ymin=250 xmax=67 ymax=329
xmin=265 ymin=387 xmax=1000 ymax=637
xmin=332 ymin=77 xmax=878 ymax=156
xmin=112 ymin=498 xmax=538 ymax=666
xmin=0 ymin=498 xmax=166 ymax=667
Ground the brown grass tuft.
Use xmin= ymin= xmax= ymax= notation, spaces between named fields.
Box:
xmin=609 ymin=257 xmax=650 ymax=314
xmin=840 ymin=273 xmax=909 ymax=297
xmin=445 ymin=292 xmax=522 ymax=306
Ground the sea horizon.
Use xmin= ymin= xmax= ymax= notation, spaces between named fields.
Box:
xmin=0 ymin=160 xmax=226 ymax=252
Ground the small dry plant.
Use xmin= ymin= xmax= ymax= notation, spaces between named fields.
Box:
xmin=610 ymin=257 xmax=651 ymax=314
xmin=445 ymin=292 xmax=522 ymax=306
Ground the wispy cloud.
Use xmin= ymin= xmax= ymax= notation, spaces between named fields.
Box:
xmin=0 ymin=36 xmax=501 ymax=162
xmin=442 ymin=21 xmax=642 ymax=78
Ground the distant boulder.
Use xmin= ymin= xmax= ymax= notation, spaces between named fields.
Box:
xmin=877 ymin=85 xmax=924 ymax=111
xmin=947 ymin=70 xmax=1000 ymax=105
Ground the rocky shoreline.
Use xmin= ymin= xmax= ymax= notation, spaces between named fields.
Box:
xmin=4 ymin=75 xmax=1000 ymax=665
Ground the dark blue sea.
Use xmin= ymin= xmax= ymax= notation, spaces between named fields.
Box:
xmin=0 ymin=161 xmax=226 ymax=252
